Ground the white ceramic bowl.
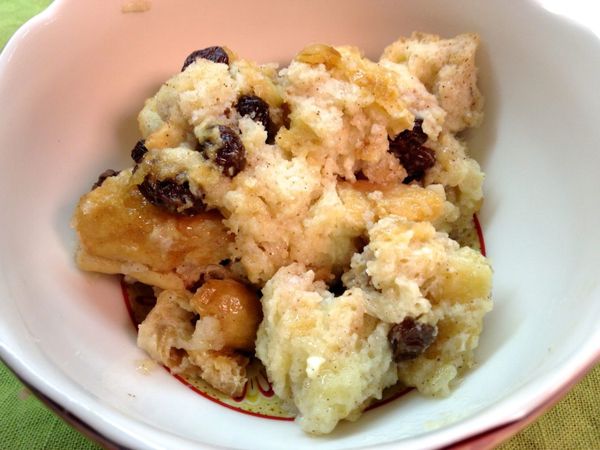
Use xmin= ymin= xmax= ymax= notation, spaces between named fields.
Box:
xmin=1 ymin=1 xmax=599 ymax=448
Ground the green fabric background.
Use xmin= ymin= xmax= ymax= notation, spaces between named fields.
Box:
xmin=0 ymin=2 xmax=598 ymax=449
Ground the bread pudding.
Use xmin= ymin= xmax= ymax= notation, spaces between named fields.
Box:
xmin=72 ymin=32 xmax=492 ymax=434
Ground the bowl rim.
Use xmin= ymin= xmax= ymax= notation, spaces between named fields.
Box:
xmin=1 ymin=1 xmax=599 ymax=448
xmin=2 ymin=352 xmax=597 ymax=450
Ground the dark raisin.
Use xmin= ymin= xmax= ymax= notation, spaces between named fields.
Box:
xmin=388 ymin=119 xmax=436 ymax=183
xmin=131 ymin=140 xmax=148 ymax=163
xmin=92 ymin=169 xmax=120 ymax=190
xmin=235 ymin=95 xmax=276 ymax=142
xmin=182 ymin=46 xmax=229 ymax=71
xmin=219 ymin=258 xmax=232 ymax=266
xmin=266 ymin=124 xmax=279 ymax=144
xmin=197 ymin=126 xmax=246 ymax=177
xmin=394 ymin=119 xmax=428 ymax=148
xmin=196 ymin=126 xmax=246 ymax=176
xmin=138 ymin=175 xmax=205 ymax=215
xmin=388 ymin=317 xmax=438 ymax=362
xmin=215 ymin=126 xmax=246 ymax=176
xmin=236 ymin=95 xmax=270 ymax=128
xmin=398 ymin=145 xmax=436 ymax=183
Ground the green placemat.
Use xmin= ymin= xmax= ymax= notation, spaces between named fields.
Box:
xmin=0 ymin=0 xmax=53 ymax=47
xmin=0 ymin=363 xmax=100 ymax=450
xmin=1 ymin=2 xmax=599 ymax=449
xmin=498 ymin=365 xmax=600 ymax=450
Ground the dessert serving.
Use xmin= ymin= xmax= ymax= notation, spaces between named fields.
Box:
xmin=72 ymin=32 xmax=492 ymax=434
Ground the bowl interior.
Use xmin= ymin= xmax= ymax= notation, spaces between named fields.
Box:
xmin=1 ymin=0 xmax=599 ymax=448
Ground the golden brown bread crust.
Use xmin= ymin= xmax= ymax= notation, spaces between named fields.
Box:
xmin=73 ymin=169 xmax=232 ymax=289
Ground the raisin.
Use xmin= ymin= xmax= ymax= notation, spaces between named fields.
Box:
xmin=388 ymin=119 xmax=436 ymax=183
xmin=235 ymin=95 xmax=270 ymax=128
xmin=92 ymin=169 xmax=120 ymax=190
xmin=397 ymin=146 xmax=436 ymax=183
xmin=182 ymin=46 xmax=229 ymax=71
xmin=197 ymin=126 xmax=246 ymax=177
xmin=131 ymin=140 xmax=148 ymax=163
xmin=235 ymin=95 xmax=276 ymax=142
xmin=215 ymin=126 xmax=246 ymax=176
xmin=393 ymin=119 xmax=428 ymax=148
xmin=388 ymin=317 xmax=438 ymax=362
xmin=138 ymin=175 xmax=205 ymax=215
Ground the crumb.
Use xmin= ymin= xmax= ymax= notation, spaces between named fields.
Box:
xmin=121 ymin=0 xmax=152 ymax=13
xmin=18 ymin=387 xmax=31 ymax=400
xmin=135 ymin=358 xmax=157 ymax=374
